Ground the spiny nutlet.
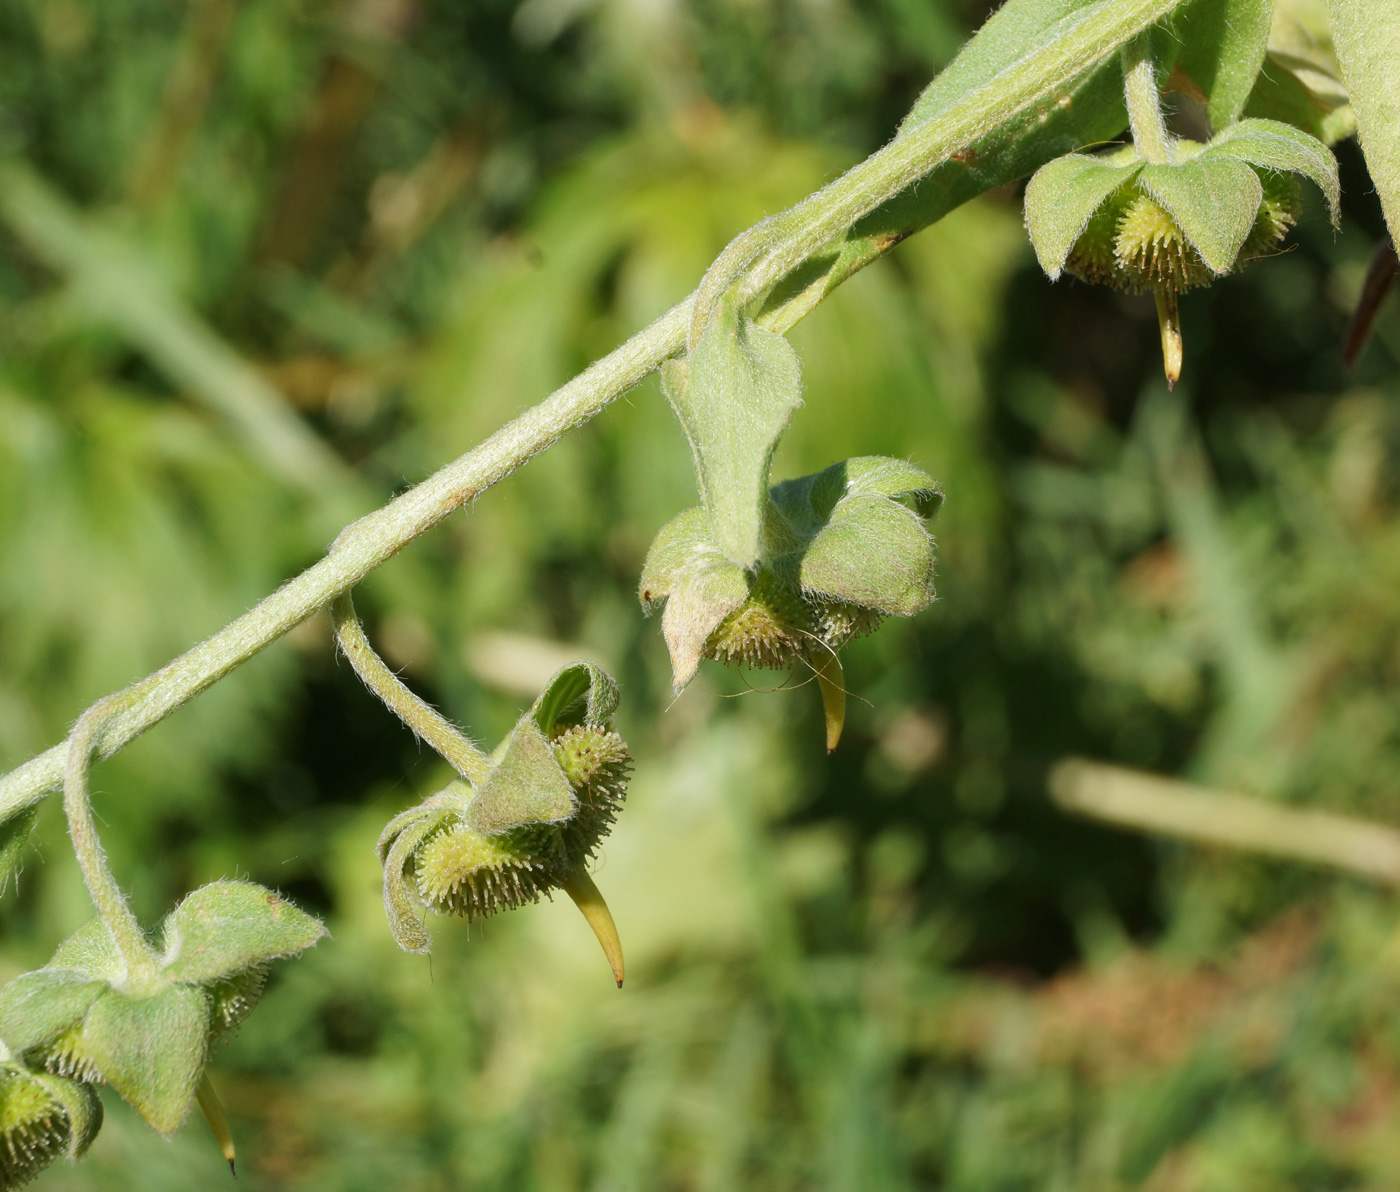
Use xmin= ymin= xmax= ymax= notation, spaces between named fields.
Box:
xmin=705 ymin=569 xmax=814 ymax=669
xmin=30 ymin=1028 xmax=102 ymax=1087
xmin=390 ymin=727 xmax=632 ymax=926
xmin=1065 ymin=175 xmax=1302 ymax=296
xmin=413 ymin=822 xmax=560 ymax=920
xmin=0 ymin=1064 xmax=101 ymax=1187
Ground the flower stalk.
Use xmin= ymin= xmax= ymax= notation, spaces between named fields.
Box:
xmin=1121 ymin=33 xmax=1170 ymax=166
xmin=331 ymin=593 xmax=492 ymax=785
xmin=62 ymin=699 xmax=157 ymax=979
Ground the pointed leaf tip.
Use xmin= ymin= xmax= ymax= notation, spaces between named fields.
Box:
xmin=162 ymin=881 xmax=326 ymax=984
xmin=1139 ymin=156 xmax=1262 ymax=274
xmin=562 ymin=869 xmax=624 ymax=987
xmin=641 ymin=507 xmax=749 ymax=690
xmin=1207 ymin=117 xmax=1341 ymax=226
xmin=1024 ymin=154 xmax=1142 ymax=279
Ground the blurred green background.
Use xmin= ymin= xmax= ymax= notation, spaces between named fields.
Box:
xmin=2 ymin=0 xmax=1400 ymax=1187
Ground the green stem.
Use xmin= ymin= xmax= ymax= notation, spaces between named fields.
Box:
xmin=331 ymin=593 xmax=492 ymax=785
xmin=0 ymin=298 xmax=687 ymax=821
xmin=0 ymin=0 xmax=1182 ymax=821
xmin=1121 ymin=32 xmax=1171 ymax=164
xmin=63 ymin=698 xmax=157 ymax=974
xmin=693 ymin=0 xmax=1181 ymax=341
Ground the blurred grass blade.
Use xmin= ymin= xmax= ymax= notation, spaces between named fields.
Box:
xmin=1050 ymin=758 xmax=1400 ymax=883
xmin=0 ymin=160 xmax=359 ymax=510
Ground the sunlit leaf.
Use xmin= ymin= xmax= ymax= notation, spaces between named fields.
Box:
xmin=81 ymin=984 xmax=210 ymax=1136
xmin=665 ymin=296 xmax=803 ymax=568
xmin=1139 ymin=156 xmax=1263 ymax=273
xmin=160 ymin=880 xmax=327 ymax=984
xmin=1325 ymin=0 xmax=1400 ymax=242
xmin=1174 ymin=0 xmax=1274 ymax=129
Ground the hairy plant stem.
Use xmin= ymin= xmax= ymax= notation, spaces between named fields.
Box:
xmin=331 ymin=593 xmax=492 ymax=785
xmin=63 ymin=698 xmax=158 ymax=975
xmin=689 ymin=0 xmax=1180 ymax=346
xmin=0 ymin=0 xmax=1182 ymax=824
xmin=1121 ymin=32 xmax=1170 ymax=164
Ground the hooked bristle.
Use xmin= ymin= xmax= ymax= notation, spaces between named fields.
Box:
xmin=1114 ymin=195 xmax=1213 ymax=292
xmin=35 ymin=1032 xmax=102 ymax=1087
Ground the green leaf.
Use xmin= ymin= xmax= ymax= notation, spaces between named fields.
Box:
xmin=1139 ymin=156 xmax=1263 ymax=272
xmin=640 ymin=507 xmax=751 ymax=689
xmin=841 ymin=457 xmax=945 ymax=512
xmin=0 ymin=809 xmax=35 ymax=898
xmin=82 ymin=984 xmax=210 ymax=1136
xmin=160 ymin=881 xmax=327 ymax=984
xmin=799 ymin=497 xmax=936 ymax=614
xmin=770 ymin=457 xmax=940 ymax=613
xmin=1207 ymin=117 xmax=1340 ymax=222
xmin=1242 ymin=58 xmax=1354 ymax=144
xmin=769 ymin=0 xmax=1172 ymax=329
xmin=0 ymin=970 xmax=106 ymax=1052
xmin=1325 ymin=0 xmax=1400 ymax=243
xmin=47 ymin=919 xmax=124 ymax=984
xmin=899 ymin=0 xmax=1175 ymax=134
xmin=1175 ymin=0 xmax=1274 ymax=129
xmin=468 ymin=719 xmax=576 ymax=835
xmin=33 ymin=1072 xmax=103 ymax=1159
xmin=529 ymin=662 xmax=619 ymax=734
xmin=665 ymin=297 xmax=802 ymax=568
xmin=1024 ymin=153 xmax=1144 ymax=279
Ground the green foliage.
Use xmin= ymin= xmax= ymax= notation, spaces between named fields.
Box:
xmin=0 ymin=0 xmax=1398 ymax=1187
xmin=640 ymin=457 xmax=941 ymax=693
xmin=159 ymin=882 xmax=328 ymax=986
xmin=1244 ymin=0 xmax=1355 ymax=144
xmin=1174 ymin=0 xmax=1273 ymax=130
xmin=0 ymin=884 xmax=322 ymax=1137
xmin=1325 ymin=0 xmax=1400 ymax=242
xmin=1026 ymin=119 xmax=1339 ymax=288
xmin=664 ymin=298 xmax=804 ymax=569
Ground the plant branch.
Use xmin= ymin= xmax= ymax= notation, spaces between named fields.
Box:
xmin=64 ymin=698 xmax=158 ymax=972
xmin=691 ymin=0 xmax=1181 ymax=343
xmin=0 ymin=299 xmax=688 ymax=820
xmin=0 ymin=0 xmax=1184 ymax=821
xmin=331 ymin=593 xmax=492 ymax=785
